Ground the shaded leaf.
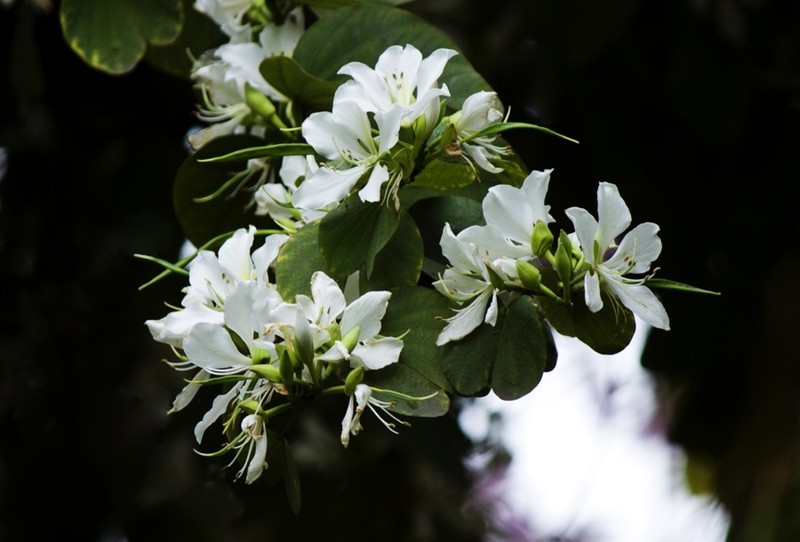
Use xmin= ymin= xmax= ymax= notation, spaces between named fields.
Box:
xmin=408 ymin=196 xmax=483 ymax=264
xmin=173 ymin=135 xmax=272 ymax=246
xmin=379 ymin=286 xmax=454 ymax=392
xmin=275 ymin=221 xmax=340 ymax=301
xmin=60 ymin=0 xmax=183 ymax=75
xmin=413 ymin=158 xmax=477 ymax=190
xmin=539 ymin=292 xmax=636 ymax=355
xmin=492 ymin=296 xmax=552 ymax=399
xmin=260 ymin=56 xmax=340 ymax=111
xmin=365 ymin=364 xmax=450 ymax=417
xmin=318 ymin=195 xmax=400 ymax=278
xmin=361 ymin=212 xmax=424 ymax=291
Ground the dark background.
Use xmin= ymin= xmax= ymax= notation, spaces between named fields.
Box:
xmin=2 ymin=0 xmax=799 ymax=540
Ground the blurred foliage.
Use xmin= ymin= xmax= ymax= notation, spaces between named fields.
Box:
xmin=2 ymin=0 xmax=800 ymax=540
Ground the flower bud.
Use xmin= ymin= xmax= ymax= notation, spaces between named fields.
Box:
xmin=530 ymin=220 xmax=554 ymax=257
xmin=555 ymin=232 xmax=574 ymax=298
xmin=279 ymin=349 xmax=294 ymax=386
xmin=244 ymin=83 xmax=278 ymax=123
xmin=249 ymin=363 xmax=283 ymax=383
xmin=344 ymin=366 xmax=365 ymax=396
xmin=340 ymin=325 xmax=361 ymax=353
xmin=516 ymin=260 xmax=542 ymax=291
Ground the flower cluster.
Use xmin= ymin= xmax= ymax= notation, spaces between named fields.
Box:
xmin=139 ymin=0 xmax=698 ymax=492
xmin=434 ymin=170 xmax=669 ymax=346
xmin=146 ymin=226 xmax=406 ymax=483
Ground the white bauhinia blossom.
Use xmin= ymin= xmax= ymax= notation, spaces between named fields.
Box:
xmin=145 ymin=227 xmax=287 ymax=347
xmin=189 ymin=10 xmax=304 ymax=148
xmin=254 ymin=155 xmax=327 ymax=226
xmin=294 ymin=99 xmax=399 ymax=209
xmin=233 ymin=414 xmax=269 ymax=484
xmin=433 ymin=223 xmax=514 ymax=345
xmin=194 ymin=0 xmax=252 ymax=40
xmin=565 ymin=182 xmax=670 ymax=330
xmin=452 ymin=90 xmax=509 ymax=174
xmin=459 ymin=169 xmax=555 ymax=262
xmin=340 ymin=384 xmax=407 ymax=448
xmin=335 ymin=43 xmax=458 ymax=137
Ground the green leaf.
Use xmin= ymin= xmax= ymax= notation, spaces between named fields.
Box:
xmin=412 ymin=158 xmax=477 ymax=190
xmin=199 ymin=143 xmax=315 ymax=163
xmin=407 ymin=196 xmax=483 ymax=264
xmin=365 ymin=364 xmax=450 ymax=417
xmin=145 ymin=0 xmax=224 ymax=78
xmin=60 ymin=0 xmax=183 ymax=75
xmin=318 ymin=196 xmax=401 ymax=278
xmin=275 ymin=221 xmax=340 ymax=302
xmin=378 ymin=286 xmax=454 ymax=393
xmin=398 ymin=182 xmax=490 ymax=209
xmin=539 ymin=293 xmax=636 ymax=355
xmin=360 ymin=212 xmax=424 ymax=291
xmin=260 ymin=56 xmax=340 ymax=111
xmin=292 ymin=4 xmax=493 ymax=109
xmin=173 ymin=135 xmax=272 ymax=246
xmin=440 ymin=319 xmax=498 ymax=397
xmin=283 ymin=440 xmax=301 ymax=515
xmin=491 ymin=296 xmax=553 ymax=400
xmin=646 ymin=278 xmax=721 ymax=296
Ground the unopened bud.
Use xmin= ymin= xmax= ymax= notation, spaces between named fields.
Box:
xmin=530 ymin=220 xmax=554 ymax=257
xmin=245 ymin=84 xmax=278 ymax=122
xmin=516 ymin=260 xmax=542 ymax=291
xmin=555 ymin=232 xmax=573 ymax=291
xmin=279 ymin=349 xmax=294 ymax=386
xmin=340 ymin=325 xmax=361 ymax=352
xmin=249 ymin=363 xmax=282 ymax=383
xmin=344 ymin=366 xmax=365 ymax=396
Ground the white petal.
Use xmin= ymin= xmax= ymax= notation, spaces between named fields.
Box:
xmin=520 ymin=169 xmax=554 ymax=223
xmin=292 ymin=165 xmax=364 ymax=211
xmin=340 ymin=290 xmax=392 ymax=340
xmin=357 ymin=163 xmax=390 ymax=203
xmin=310 ymin=271 xmax=346 ymax=327
xmin=146 ymin=304 xmax=224 ymax=347
xmin=184 ymin=323 xmax=252 ymax=374
xmin=565 ymin=206 xmax=599 ymax=266
xmin=439 ymin=223 xmax=480 ymax=273
xmin=169 ymin=369 xmax=209 ymax=413
xmin=606 ymin=222 xmax=662 ymax=274
xmin=435 ymin=287 xmax=492 ymax=345
xmin=596 ymin=182 xmax=632 ymax=250
xmin=604 ymin=280 xmax=670 ymax=330
xmin=416 ymin=47 xmax=457 ymax=95
xmin=483 ymin=184 xmax=536 ymax=247
xmin=484 ymin=290 xmax=499 ymax=326
xmin=223 ymin=282 xmax=256 ymax=351
xmin=340 ymin=395 xmax=356 ymax=448
xmin=350 ymin=337 xmax=404 ymax=370
xmin=252 ymin=233 xmax=289 ymax=283
xmin=218 ymin=226 xmax=255 ymax=281
xmin=245 ymin=431 xmax=269 ymax=484
xmin=583 ymin=271 xmax=604 ymax=313
xmin=194 ymin=382 xmax=242 ymax=443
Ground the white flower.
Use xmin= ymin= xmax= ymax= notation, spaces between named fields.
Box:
xmin=459 ymin=169 xmax=555 ymax=261
xmin=254 ymin=155 xmax=326 ymax=226
xmin=294 ymin=100 xmax=398 ymax=209
xmin=230 ymin=413 xmax=269 ymax=484
xmin=340 ymin=384 xmax=406 ymax=448
xmin=566 ymin=182 xmax=670 ymax=330
xmin=145 ymin=227 xmax=287 ymax=347
xmin=194 ymin=0 xmax=252 ymax=40
xmin=433 ymin=223 xmax=510 ymax=345
xmin=452 ymin=90 xmax=508 ymax=174
xmin=335 ymin=44 xmax=457 ymax=136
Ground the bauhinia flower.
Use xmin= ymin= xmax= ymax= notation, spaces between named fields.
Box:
xmin=433 ymin=223 xmax=515 ymax=345
xmin=335 ymin=43 xmax=458 ymax=137
xmin=451 ymin=90 xmax=509 ymax=174
xmin=565 ymin=182 xmax=670 ymax=330
xmin=340 ymin=384 xmax=408 ymax=448
xmin=293 ymin=99 xmax=399 ymax=209
xmin=232 ymin=413 xmax=269 ymax=484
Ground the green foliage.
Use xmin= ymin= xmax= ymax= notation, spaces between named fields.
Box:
xmin=360 ymin=212 xmax=424 ymax=291
xmin=60 ymin=0 xmax=183 ymax=75
xmin=260 ymin=56 xmax=340 ymax=111
xmin=173 ymin=135 xmax=273 ymax=247
xmin=275 ymin=221 xmax=338 ymax=301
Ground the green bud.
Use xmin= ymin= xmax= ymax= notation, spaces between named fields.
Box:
xmin=251 ymin=346 xmax=271 ymax=365
xmin=249 ymin=363 xmax=282 ymax=383
xmin=530 ymin=220 xmax=554 ymax=257
xmin=516 ymin=260 xmax=542 ymax=291
xmin=344 ymin=366 xmax=365 ymax=396
xmin=340 ymin=325 xmax=361 ymax=352
xmin=279 ymin=349 xmax=294 ymax=386
xmin=555 ymin=232 xmax=574 ymax=300
xmin=244 ymin=83 xmax=277 ymax=121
